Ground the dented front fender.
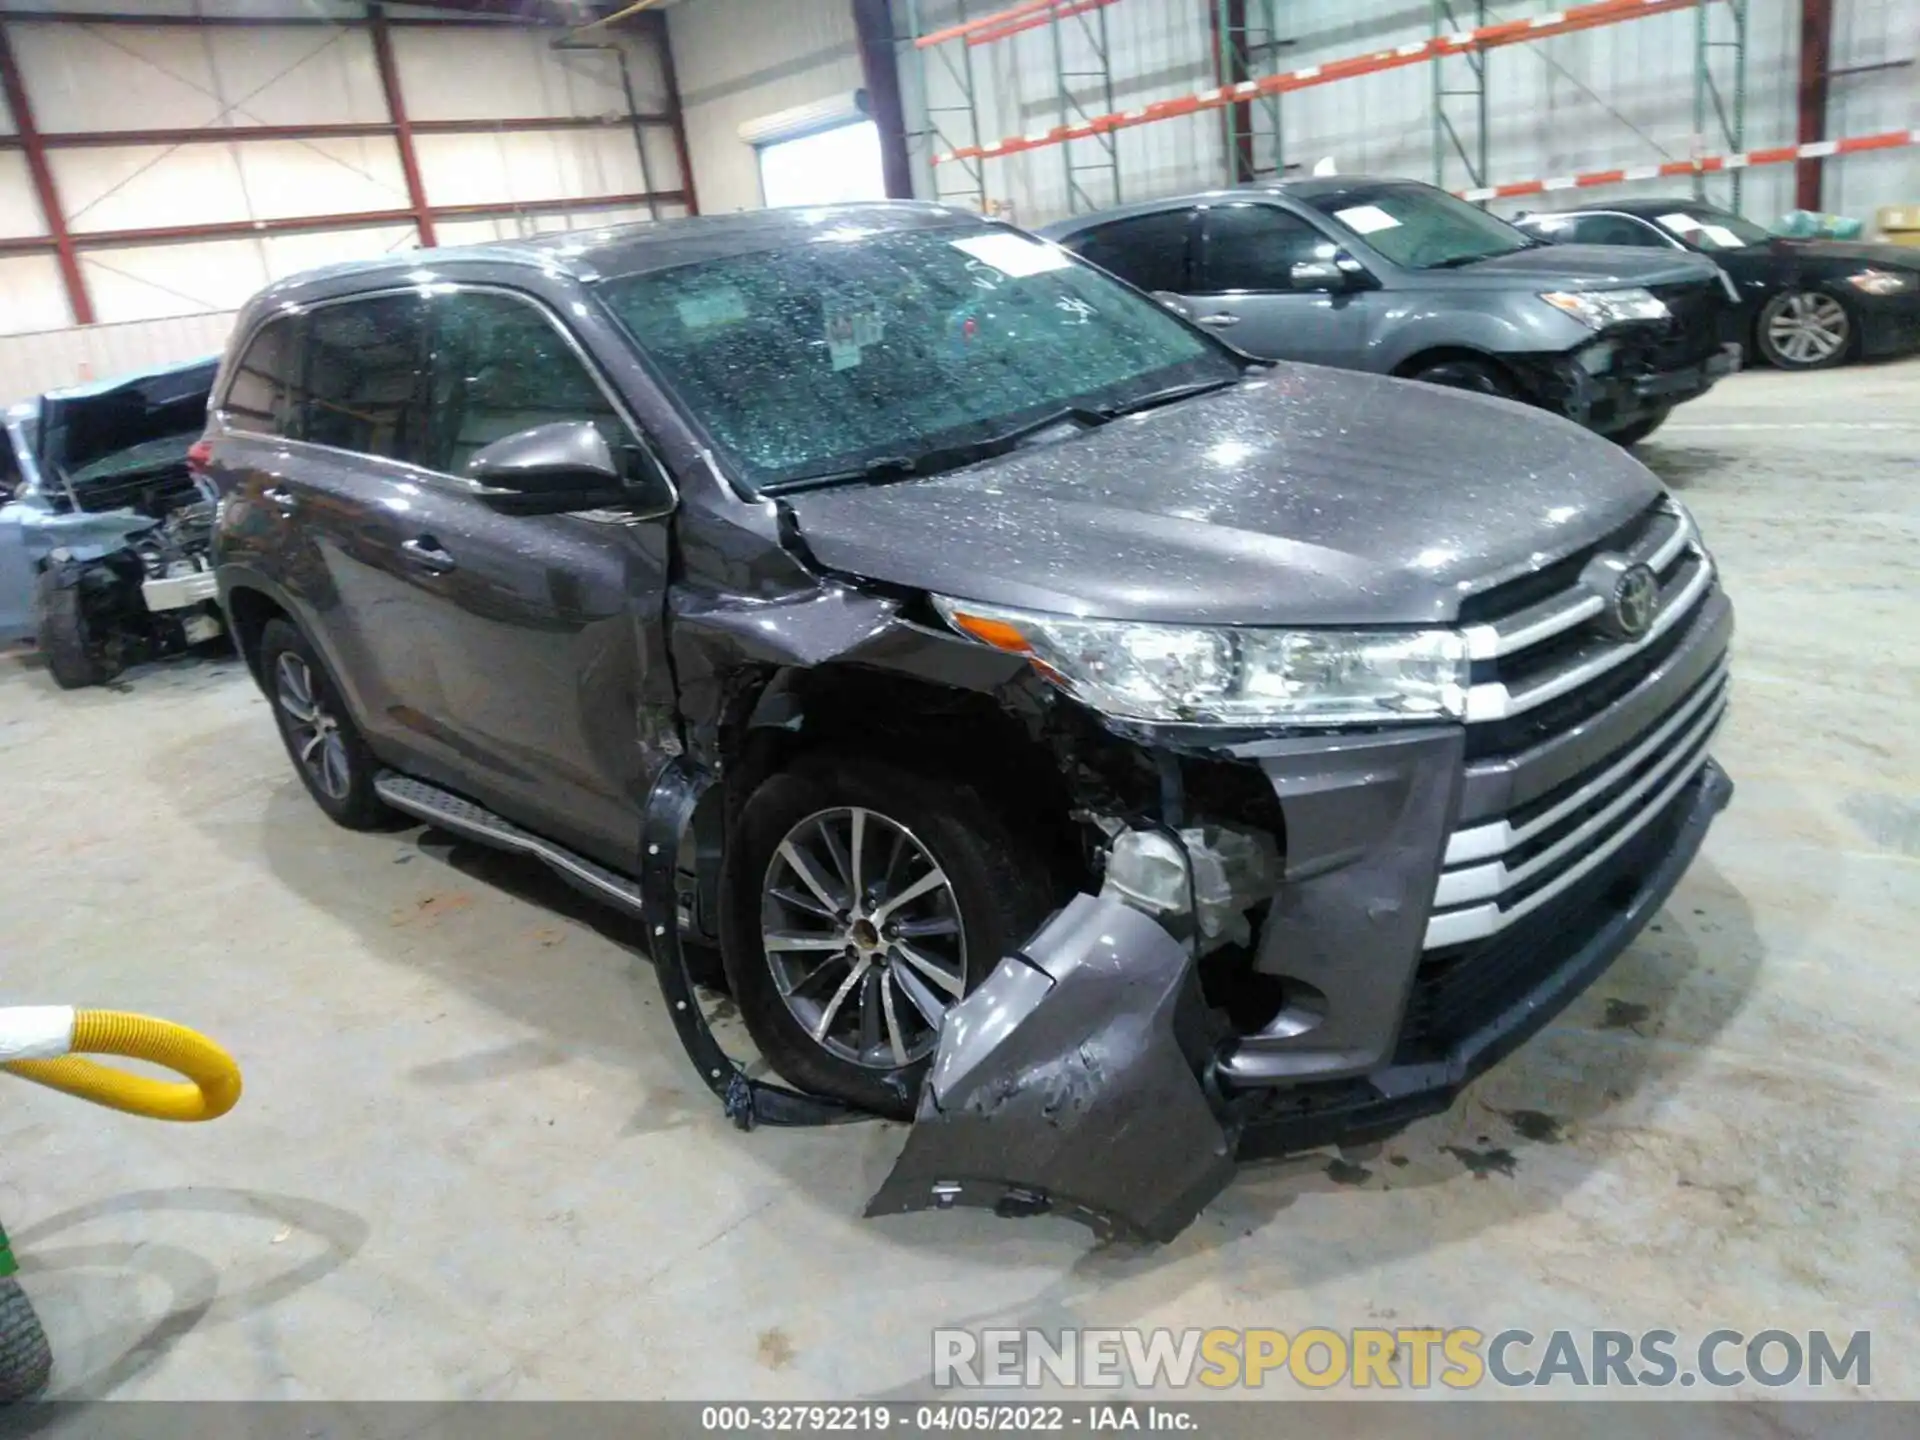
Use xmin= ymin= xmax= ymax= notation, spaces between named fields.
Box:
xmin=866 ymin=893 xmax=1238 ymax=1242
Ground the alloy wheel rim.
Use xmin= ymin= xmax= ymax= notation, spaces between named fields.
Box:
xmin=759 ymin=806 xmax=967 ymax=1070
xmin=274 ymin=652 xmax=352 ymax=801
xmin=1767 ymin=292 xmax=1848 ymax=364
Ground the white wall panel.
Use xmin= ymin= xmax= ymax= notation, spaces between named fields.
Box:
xmin=260 ymin=224 xmax=418 ymax=279
xmin=393 ymin=28 xmax=667 ymax=120
xmin=414 ymin=128 xmax=652 ymax=209
xmin=0 ymin=256 xmax=70 ymax=340
xmin=0 ymin=308 xmax=237 ymax=406
xmin=0 ymin=153 xmax=45 ymax=239
xmin=53 ymin=139 xmax=410 ymax=232
xmin=0 ymin=1 xmax=359 ymax=18
xmin=1828 ymin=0 xmax=1920 ymax=224
xmin=433 ymin=203 xmax=689 ymax=249
xmin=80 ymin=237 xmax=271 ymax=323
xmin=670 ymin=0 xmax=864 ymax=213
xmin=10 ymin=22 xmax=386 ymax=134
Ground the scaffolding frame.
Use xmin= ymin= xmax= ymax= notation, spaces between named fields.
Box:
xmin=903 ymin=0 xmax=989 ymax=211
xmin=911 ymin=0 xmax=1759 ymax=216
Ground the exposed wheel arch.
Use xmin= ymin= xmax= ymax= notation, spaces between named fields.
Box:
xmin=1391 ymin=346 xmax=1524 ymax=396
xmin=224 ymin=584 xmax=291 ymax=686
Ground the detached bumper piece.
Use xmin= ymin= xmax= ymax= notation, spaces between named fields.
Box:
xmin=866 ymin=894 xmax=1238 ymax=1243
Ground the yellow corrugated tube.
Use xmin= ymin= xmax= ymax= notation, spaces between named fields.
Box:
xmin=0 ymin=1007 xmax=241 ymax=1121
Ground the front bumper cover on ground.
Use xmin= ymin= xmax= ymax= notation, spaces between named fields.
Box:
xmin=864 ymin=761 xmax=1732 ymax=1240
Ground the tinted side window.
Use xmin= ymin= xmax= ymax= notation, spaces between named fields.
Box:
xmin=422 ymin=291 xmax=624 ymax=476
xmin=1572 ymin=214 xmax=1666 ymax=247
xmin=301 ymin=294 xmax=429 ymax=465
xmin=224 ymin=315 xmax=304 ymax=438
xmin=1068 ymin=211 xmax=1194 ymax=293
xmin=1199 ymin=204 xmax=1330 ymax=291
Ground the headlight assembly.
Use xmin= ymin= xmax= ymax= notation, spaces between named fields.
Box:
xmin=933 ymin=597 xmax=1470 ymax=726
xmin=1540 ymin=287 xmax=1670 ymax=328
xmin=1844 ymin=269 xmax=1915 ymax=296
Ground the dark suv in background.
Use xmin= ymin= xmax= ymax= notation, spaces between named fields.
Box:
xmin=1043 ymin=177 xmax=1739 ymax=446
xmin=204 ymin=203 xmax=1732 ymax=1239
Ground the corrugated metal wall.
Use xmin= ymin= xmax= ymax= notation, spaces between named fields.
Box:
xmin=907 ymin=0 xmax=1913 ymax=229
xmin=667 ymin=0 xmax=865 ymax=213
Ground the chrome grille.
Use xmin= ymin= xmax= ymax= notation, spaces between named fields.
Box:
xmin=1427 ymin=496 xmax=1727 ymax=950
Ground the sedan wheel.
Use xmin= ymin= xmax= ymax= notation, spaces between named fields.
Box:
xmin=760 ymin=806 xmax=967 ymax=1071
xmin=1759 ymin=290 xmax=1851 ymax=369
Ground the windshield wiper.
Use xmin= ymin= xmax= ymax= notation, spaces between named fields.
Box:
xmin=769 ymin=406 xmax=1113 ymax=492
xmin=1092 ymin=375 xmax=1243 ymax=420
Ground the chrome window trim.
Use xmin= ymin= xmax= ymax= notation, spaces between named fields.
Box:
xmin=213 ymin=280 xmax=678 ymax=521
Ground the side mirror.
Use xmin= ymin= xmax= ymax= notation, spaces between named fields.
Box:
xmin=464 ymin=420 xmax=667 ymax=516
xmin=1289 ymin=257 xmax=1353 ymax=292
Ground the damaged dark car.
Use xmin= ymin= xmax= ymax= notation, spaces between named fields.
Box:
xmin=1 ymin=357 xmax=225 ymax=687
xmin=205 ymin=204 xmax=1733 ymax=1241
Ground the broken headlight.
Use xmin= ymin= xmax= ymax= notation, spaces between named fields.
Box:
xmin=934 ymin=597 xmax=1469 ymax=725
xmin=1540 ymin=287 xmax=1669 ymax=328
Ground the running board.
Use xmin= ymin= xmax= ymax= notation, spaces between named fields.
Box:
xmin=373 ymin=771 xmax=646 ymax=917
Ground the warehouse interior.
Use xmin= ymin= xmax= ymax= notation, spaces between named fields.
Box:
xmin=0 ymin=0 xmax=1916 ymax=1412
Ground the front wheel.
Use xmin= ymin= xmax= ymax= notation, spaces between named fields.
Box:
xmin=718 ymin=753 xmax=1060 ymax=1118
xmin=34 ymin=564 xmax=116 ymax=690
xmin=258 ymin=618 xmax=393 ymax=830
xmin=1407 ymin=357 xmax=1517 ymax=399
xmin=1757 ymin=289 xmax=1853 ymax=369
xmin=1605 ymin=406 xmax=1673 ymax=447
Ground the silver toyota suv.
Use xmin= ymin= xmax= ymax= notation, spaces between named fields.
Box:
xmin=1043 ymin=176 xmax=1742 ymax=446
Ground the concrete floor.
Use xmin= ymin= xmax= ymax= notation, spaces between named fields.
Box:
xmin=0 ymin=359 xmax=1915 ymax=1404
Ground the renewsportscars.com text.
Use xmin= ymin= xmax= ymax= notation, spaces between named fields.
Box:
xmin=931 ymin=1327 xmax=1871 ymax=1391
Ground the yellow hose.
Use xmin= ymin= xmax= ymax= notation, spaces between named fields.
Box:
xmin=2 ymin=1010 xmax=241 ymax=1122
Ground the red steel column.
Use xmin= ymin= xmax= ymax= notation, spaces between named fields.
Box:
xmin=369 ymin=3 xmax=436 ymax=246
xmin=642 ymin=9 xmax=698 ymax=214
xmin=1796 ymin=0 xmax=1832 ymax=210
xmin=0 ymin=19 xmax=94 ymax=324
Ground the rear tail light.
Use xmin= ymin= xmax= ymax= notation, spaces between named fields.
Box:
xmin=186 ymin=438 xmax=213 ymax=474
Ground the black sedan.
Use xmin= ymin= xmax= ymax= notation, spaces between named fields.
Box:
xmin=1513 ymin=198 xmax=1920 ymax=370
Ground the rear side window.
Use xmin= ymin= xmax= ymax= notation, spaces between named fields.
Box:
xmin=1198 ymin=203 xmax=1331 ymax=291
xmin=301 ymin=294 xmax=430 ymax=466
xmin=1066 ymin=210 xmax=1194 ymax=293
xmin=224 ymin=315 xmax=304 ymax=438
xmin=1570 ymin=214 xmax=1667 ymax=248
xmin=421 ymin=291 xmax=624 ymax=476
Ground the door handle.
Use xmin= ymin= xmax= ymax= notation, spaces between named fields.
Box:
xmin=262 ymin=485 xmax=297 ymax=513
xmin=400 ymin=536 xmax=457 ymax=575
xmin=1196 ymin=313 xmax=1242 ymax=327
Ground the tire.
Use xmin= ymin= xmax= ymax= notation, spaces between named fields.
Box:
xmin=718 ymin=751 xmax=1061 ymax=1118
xmin=1605 ymin=406 xmax=1672 ymax=447
xmin=0 ymin=1276 xmax=53 ymax=1404
xmin=1756 ymin=288 xmax=1853 ymax=370
xmin=258 ymin=617 xmax=394 ymax=830
xmin=1408 ymin=357 xmax=1517 ymax=399
xmin=33 ymin=565 xmax=116 ymax=690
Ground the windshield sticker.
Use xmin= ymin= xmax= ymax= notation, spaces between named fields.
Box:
xmin=675 ymin=287 xmax=747 ymax=331
xmin=823 ymin=294 xmax=884 ymax=371
xmin=1658 ymin=212 xmax=1704 ymax=233
xmin=949 ymin=232 xmax=1071 ymax=279
xmin=1332 ymin=204 xmax=1402 ymax=234
xmin=1699 ymin=224 xmax=1743 ymax=248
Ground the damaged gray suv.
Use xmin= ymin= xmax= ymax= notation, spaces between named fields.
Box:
xmin=207 ymin=203 xmax=1733 ymax=1240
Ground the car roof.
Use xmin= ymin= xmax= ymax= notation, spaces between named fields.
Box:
xmin=1040 ymin=175 xmax=1454 ymax=233
xmin=256 ymin=202 xmax=986 ymax=302
xmin=1521 ymin=197 xmax=1718 ymax=219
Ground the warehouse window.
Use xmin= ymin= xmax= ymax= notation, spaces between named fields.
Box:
xmin=302 ymin=295 xmax=430 ymax=466
xmin=757 ymin=120 xmax=887 ymax=210
xmin=422 ymin=291 xmax=624 ymax=476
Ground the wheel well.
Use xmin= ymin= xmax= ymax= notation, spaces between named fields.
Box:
xmin=1391 ymin=345 xmax=1514 ymax=382
xmin=225 ymin=585 xmax=289 ymax=684
xmin=719 ymin=667 xmax=1091 ymax=895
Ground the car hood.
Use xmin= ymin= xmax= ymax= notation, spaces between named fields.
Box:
xmin=35 ymin=355 xmax=219 ymax=485
xmin=781 ymin=367 xmax=1666 ymax=627
xmin=1427 ymin=243 xmax=1718 ymax=289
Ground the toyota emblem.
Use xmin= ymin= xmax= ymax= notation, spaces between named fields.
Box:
xmin=1580 ymin=553 xmax=1660 ymax=641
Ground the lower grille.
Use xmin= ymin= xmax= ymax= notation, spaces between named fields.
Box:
xmin=1398 ymin=764 xmax=1706 ymax=1059
xmin=1642 ymin=280 xmax=1731 ymax=368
